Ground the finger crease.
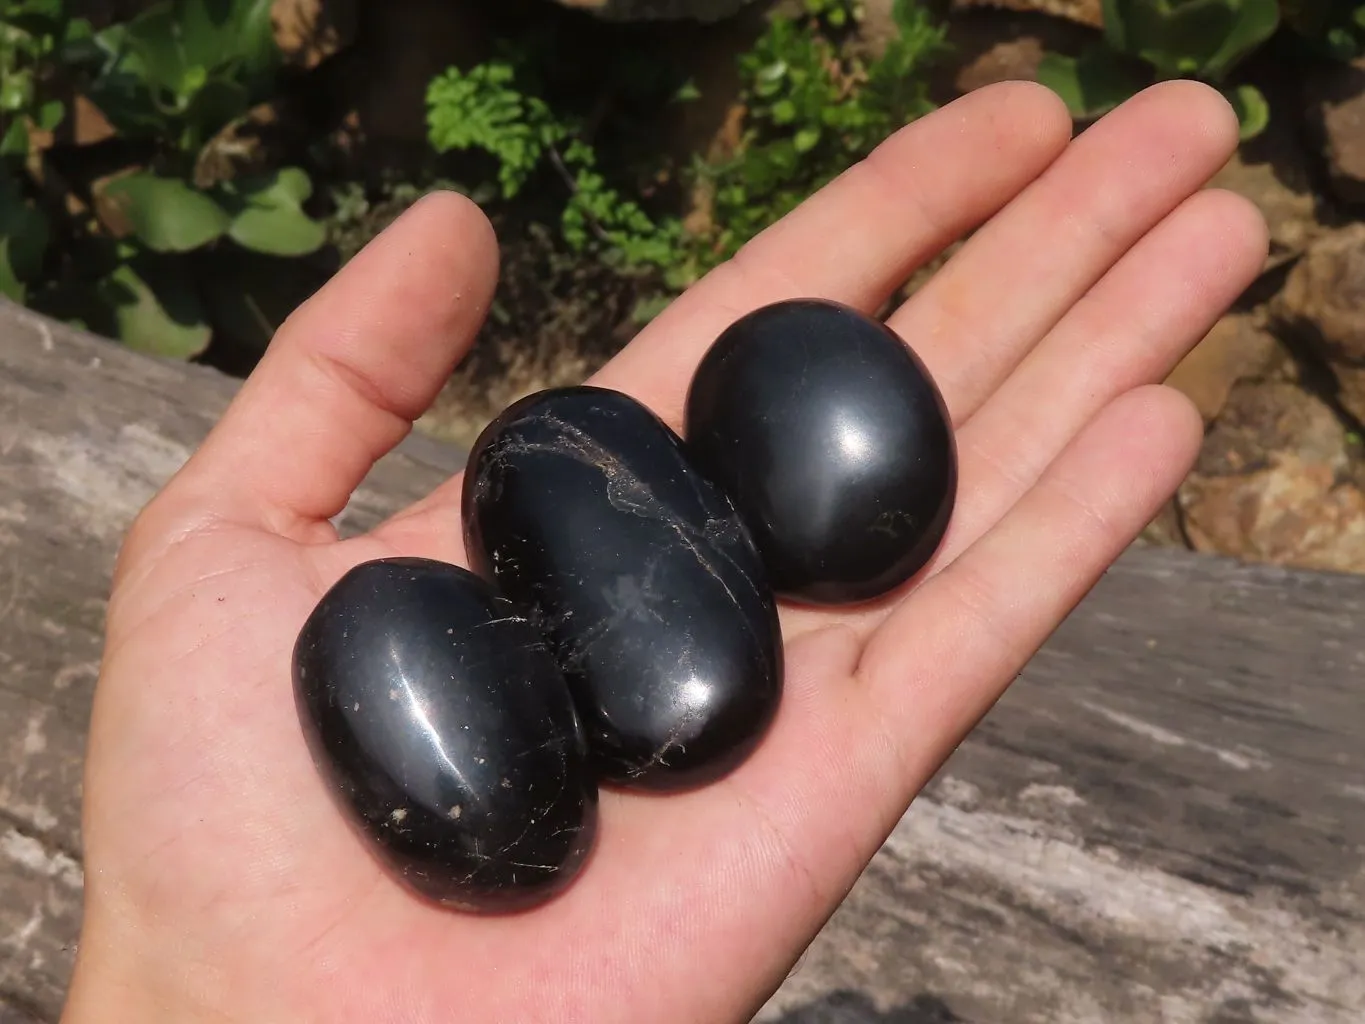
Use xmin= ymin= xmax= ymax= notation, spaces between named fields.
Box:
xmin=305 ymin=346 xmax=418 ymax=434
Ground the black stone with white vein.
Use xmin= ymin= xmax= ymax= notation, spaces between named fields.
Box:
xmin=292 ymin=557 xmax=597 ymax=912
xmin=462 ymin=386 xmax=783 ymax=790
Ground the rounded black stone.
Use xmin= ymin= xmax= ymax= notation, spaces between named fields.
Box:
xmin=684 ymin=298 xmax=957 ymax=605
xmin=292 ymin=557 xmax=597 ymax=912
xmin=462 ymin=386 xmax=783 ymax=791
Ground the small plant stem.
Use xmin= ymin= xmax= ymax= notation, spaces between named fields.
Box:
xmin=545 ymin=142 xmax=615 ymax=246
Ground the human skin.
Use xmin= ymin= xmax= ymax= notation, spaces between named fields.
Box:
xmin=62 ymin=80 xmax=1268 ymax=1024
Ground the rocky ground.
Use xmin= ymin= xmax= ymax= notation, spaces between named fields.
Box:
xmin=932 ymin=2 xmax=1365 ymax=573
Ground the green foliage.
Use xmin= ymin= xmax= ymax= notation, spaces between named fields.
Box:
xmin=423 ymin=0 xmax=945 ymax=291
xmin=802 ymin=0 xmax=865 ymax=28
xmin=698 ymin=0 xmax=946 ymax=266
xmin=95 ymin=245 xmax=212 ymax=358
xmin=87 ymin=167 xmax=328 ymax=356
xmin=426 ymin=59 xmax=685 ymax=280
xmin=0 ymin=0 xmax=328 ymax=358
xmin=1282 ymin=0 xmax=1365 ymax=59
xmin=103 ymin=172 xmax=232 ymax=251
xmin=427 ymin=61 xmax=566 ymax=199
xmin=220 ymin=168 xmax=327 ymax=256
xmin=1100 ymin=0 xmax=1280 ymax=79
xmin=0 ymin=163 xmax=48 ymax=301
xmin=0 ymin=0 xmax=93 ymax=298
xmin=1038 ymin=0 xmax=1280 ymax=139
xmin=558 ymin=141 xmax=685 ymax=273
xmin=102 ymin=167 xmax=326 ymax=257
xmin=86 ymin=0 xmax=279 ymax=155
xmin=1 ymin=0 xmax=90 ymax=156
xmin=1224 ymin=80 xmax=1270 ymax=136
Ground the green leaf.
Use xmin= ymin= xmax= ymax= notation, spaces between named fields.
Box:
xmin=1 ymin=70 xmax=34 ymax=114
xmin=1203 ymin=0 xmax=1281 ymax=79
xmin=61 ymin=16 xmax=95 ymax=49
xmin=1036 ymin=53 xmax=1086 ymax=115
xmin=10 ymin=0 xmax=63 ymax=23
xmin=87 ymin=22 xmax=177 ymax=137
xmin=119 ymin=6 xmax=197 ymax=98
xmin=86 ymin=0 xmax=281 ymax=144
xmin=757 ymin=60 xmax=788 ymax=83
xmin=794 ymin=126 xmax=821 ymax=152
xmin=1224 ymin=82 xmax=1270 ymax=139
xmin=1103 ymin=0 xmax=1280 ymax=81
xmin=0 ymin=166 xmax=50 ymax=284
xmin=1037 ymin=48 xmax=1148 ymax=118
xmin=96 ymin=253 xmax=211 ymax=358
xmin=1 ymin=205 xmax=49 ymax=282
xmin=36 ymin=99 xmax=65 ymax=131
xmin=0 ymin=240 xmax=28 ymax=302
xmin=0 ymin=119 xmax=30 ymax=158
xmin=178 ymin=75 xmax=250 ymax=150
xmin=177 ymin=0 xmax=279 ymax=91
xmin=110 ymin=0 xmax=277 ymax=100
xmin=101 ymin=173 xmax=230 ymax=251
xmin=1102 ymin=0 xmax=1134 ymax=53
xmin=673 ymin=79 xmax=702 ymax=103
xmin=221 ymin=167 xmax=326 ymax=256
xmin=231 ymin=0 xmax=285 ymax=87
xmin=424 ymin=62 xmax=566 ymax=199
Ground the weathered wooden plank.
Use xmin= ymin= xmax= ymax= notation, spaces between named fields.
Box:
xmin=761 ymin=545 xmax=1365 ymax=1023
xmin=2 ymin=298 xmax=1362 ymax=1023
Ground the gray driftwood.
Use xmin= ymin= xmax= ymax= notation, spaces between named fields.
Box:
xmin=1 ymin=298 xmax=1362 ymax=1023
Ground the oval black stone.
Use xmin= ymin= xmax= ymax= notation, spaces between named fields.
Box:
xmin=292 ymin=557 xmax=597 ymax=912
xmin=685 ymin=298 xmax=957 ymax=605
xmin=462 ymin=386 xmax=783 ymax=791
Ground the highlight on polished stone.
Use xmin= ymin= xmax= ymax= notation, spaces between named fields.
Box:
xmin=292 ymin=557 xmax=598 ymax=912
xmin=462 ymin=385 xmax=784 ymax=791
xmin=685 ymin=297 xmax=958 ymax=605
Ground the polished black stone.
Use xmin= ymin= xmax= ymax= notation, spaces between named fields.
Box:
xmin=292 ymin=557 xmax=597 ymax=912
xmin=685 ymin=298 xmax=957 ymax=605
xmin=462 ymin=386 xmax=783 ymax=791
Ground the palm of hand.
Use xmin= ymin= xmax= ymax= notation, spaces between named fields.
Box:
xmin=66 ymin=82 xmax=1267 ymax=1024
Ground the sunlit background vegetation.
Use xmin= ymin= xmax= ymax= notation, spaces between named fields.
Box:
xmin=8 ymin=0 xmax=1365 ymax=570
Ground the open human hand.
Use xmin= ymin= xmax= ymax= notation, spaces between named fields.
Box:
xmin=63 ymin=80 xmax=1268 ymax=1024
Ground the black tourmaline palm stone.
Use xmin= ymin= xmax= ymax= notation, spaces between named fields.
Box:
xmin=292 ymin=557 xmax=597 ymax=912
xmin=462 ymin=386 xmax=783 ymax=791
xmin=686 ymin=298 xmax=957 ymax=605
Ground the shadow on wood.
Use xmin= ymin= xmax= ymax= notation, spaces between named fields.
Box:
xmin=772 ymin=991 xmax=963 ymax=1023
xmin=1 ymin=298 xmax=1362 ymax=1022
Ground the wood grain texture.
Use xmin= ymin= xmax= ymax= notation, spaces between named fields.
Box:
xmin=1 ymin=299 xmax=1362 ymax=1023
xmin=761 ymin=548 xmax=1365 ymax=1023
